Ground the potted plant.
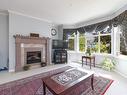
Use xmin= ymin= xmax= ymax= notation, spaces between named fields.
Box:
xmin=23 ymin=65 xmax=30 ymax=71
xmin=101 ymin=57 xmax=117 ymax=71
xmin=86 ymin=47 xmax=91 ymax=56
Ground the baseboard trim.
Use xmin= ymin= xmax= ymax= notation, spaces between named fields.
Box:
xmin=9 ymin=69 xmax=15 ymax=72
xmin=114 ymin=69 xmax=127 ymax=78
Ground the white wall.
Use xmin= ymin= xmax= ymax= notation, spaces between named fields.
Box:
xmin=115 ymin=56 xmax=127 ymax=78
xmin=58 ymin=25 xmax=64 ymax=40
xmin=0 ymin=12 xmax=9 ymax=68
xmin=9 ymin=12 xmax=53 ymax=72
xmin=51 ymin=25 xmax=59 ymax=40
xmin=67 ymin=52 xmax=85 ymax=63
xmin=68 ymin=52 xmax=112 ymax=65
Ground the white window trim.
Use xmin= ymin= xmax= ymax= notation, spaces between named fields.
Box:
xmin=68 ymin=31 xmax=112 ymax=54
xmin=83 ymin=33 xmax=111 ymax=54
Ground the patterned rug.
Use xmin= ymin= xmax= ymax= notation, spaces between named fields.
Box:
xmin=81 ymin=76 xmax=113 ymax=95
xmin=36 ymin=76 xmax=113 ymax=95
xmin=0 ymin=66 xmax=113 ymax=95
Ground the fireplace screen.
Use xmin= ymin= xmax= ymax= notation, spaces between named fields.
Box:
xmin=27 ymin=51 xmax=41 ymax=64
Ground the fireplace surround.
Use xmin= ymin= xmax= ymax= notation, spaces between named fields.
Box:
xmin=14 ymin=35 xmax=51 ymax=72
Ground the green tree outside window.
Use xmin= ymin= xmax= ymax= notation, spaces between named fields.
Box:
xmin=79 ymin=34 xmax=86 ymax=52
xmin=68 ymin=39 xmax=74 ymax=50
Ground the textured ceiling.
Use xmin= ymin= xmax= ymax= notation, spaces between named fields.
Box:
xmin=0 ymin=0 xmax=127 ymax=25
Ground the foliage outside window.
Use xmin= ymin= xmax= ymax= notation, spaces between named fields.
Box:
xmin=87 ymin=36 xmax=99 ymax=53
xmin=67 ymin=31 xmax=111 ymax=54
xmin=79 ymin=34 xmax=86 ymax=52
xmin=100 ymin=35 xmax=111 ymax=53
xmin=68 ymin=33 xmax=75 ymax=50
xmin=68 ymin=38 xmax=74 ymax=50
xmin=86 ymin=34 xmax=111 ymax=54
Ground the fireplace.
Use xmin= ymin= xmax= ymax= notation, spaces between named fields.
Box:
xmin=27 ymin=51 xmax=41 ymax=64
xmin=14 ymin=35 xmax=51 ymax=72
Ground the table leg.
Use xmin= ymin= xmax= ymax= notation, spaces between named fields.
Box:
xmin=94 ymin=57 xmax=95 ymax=67
xmin=86 ymin=58 xmax=87 ymax=65
xmin=82 ymin=57 xmax=83 ymax=67
xmin=90 ymin=59 xmax=91 ymax=69
xmin=91 ymin=75 xmax=94 ymax=90
xmin=43 ymin=81 xmax=46 ymax=95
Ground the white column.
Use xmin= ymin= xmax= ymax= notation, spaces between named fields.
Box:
xmin=112 ymin=27 xmax=119 ymax=56
xmin=74 ymin=31 xmax=79 ymax=52
xmin=116 ymin=26 xmax=120 ymax=55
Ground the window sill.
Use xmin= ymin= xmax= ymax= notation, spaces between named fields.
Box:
xmin=94 ymin=54 xmax=127 ymax=61
xmin=94 ymin=53 xmax=112 ymax=56
xmin=67 ymin=50 xmax=75 ymax=53
xmin=67 ymin=51 xmax=85 ymax=54
xmin=67 ymin=51 xmax=112 ymax=55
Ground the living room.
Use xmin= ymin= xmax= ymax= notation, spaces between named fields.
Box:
xmin=0 ymin=0 xmax=127 ymax=95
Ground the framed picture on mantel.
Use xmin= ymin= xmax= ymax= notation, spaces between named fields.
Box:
xmin=30 ymin=33 xmax=39 ymax=37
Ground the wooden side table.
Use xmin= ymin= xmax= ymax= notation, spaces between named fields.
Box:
xmin=82 ymin=56 xmax=95 ymax=69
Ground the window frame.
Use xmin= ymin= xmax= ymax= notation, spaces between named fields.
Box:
xmin=67 ymin=31 xmax=112 ymax=54
xmin=85 ymin=33 xmax=111 ymax=54
xmin=68 ymin=33 xmax=76 ymax=51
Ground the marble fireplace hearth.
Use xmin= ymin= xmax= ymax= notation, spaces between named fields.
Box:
xmin=14 ymin=35 xmax=51 ymax=72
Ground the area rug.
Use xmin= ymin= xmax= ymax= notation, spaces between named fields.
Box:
xmin=81 ymin=76 xmax=113 ymax=95
xmin=0 ymin=66 xmax=113 ymax=95
xmin=36 ymin=76 xmax=113 ymax=95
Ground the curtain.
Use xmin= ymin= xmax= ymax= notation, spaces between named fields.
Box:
xmin=112 ymin=10 xmax=127 ymax=27
xmin=77 ymin=27 xmax=85 ymax=34
xmin=63 ymin=20 xmax=112 ymax=40
xmin=84 ymin=24 xmax=96 ymax=33
xmin=95 ymin=21 xmax=112 ymax=33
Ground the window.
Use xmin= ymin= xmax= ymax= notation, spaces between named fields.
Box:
xmin=67 ymin=31 xmax=111 ymax=54
xmin=68 ymin=38 xmax=74 ymax=50
xmin=79 ymin=34 xmax=86 ymax=52
xmin=84 ymin=32 xmax=111 ymax=54
xmin=63 ymin=23 xmax=112 ymax=54
xmin=68 ymin=33 xmax=75 ymax=50
xmin=100 ymin=35 xmax=111 ymax=53
xmin=87 ymin=36 xmax=99 ymax=53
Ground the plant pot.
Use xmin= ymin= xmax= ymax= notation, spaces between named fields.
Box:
xmin=23 ymin=65 xmax=30 ymax=71
xmin=41 ymin=62 xmax=46 ymax=67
